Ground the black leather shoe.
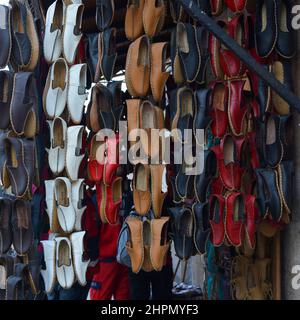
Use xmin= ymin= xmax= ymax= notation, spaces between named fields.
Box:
xmin=255 ymin=0 xmax=277 ymax=58
xmin=277 ymin=160 xmax=293 ymax=215
xmin=96 ymin=0 xmax=114 ymax=31
xmin=0 ymin=198 xmax=13 ymax=254
xmin=275 ymin=0 xmax=295 ymax=58
xmin=195 ymin=26 xmax=210 ymax=84
xmin=107 ymin=80 xmax=125 ymax=130
xmin=0 ymin=5 xmax=11 ymax=68
xmin=280 ymin=114 xmax=293 ymax=160
xmin=0 ymin=70 xmax=14 ymax=131
xmin=86 ymin=33 xmax=99 ymax=82
xmin=256 ymin=65 xmax=271 ymax=120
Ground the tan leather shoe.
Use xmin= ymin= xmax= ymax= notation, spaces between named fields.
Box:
xmin=125 ymin=0 xmax=145 ymax=41
xmin=125 ymin=216 xmax=143 ymax=273
xmin=150 ymin=42 xmax=170 ymax=102
xmin=143 ymin=0 xmax=165 ymax=38
xmin=150 ymin=164 xmax=167 ymax=218
xmin=142 ymin=219 xmax=153 ymax=272
xmin=150 ymin=217 xmax=170 ymax=271
xmin=126 ymin=99 xmax=141 ymax=147
xmin=133 ymin=163 xmax=151 ymax=216
xmin=125 ymin=35 xmax=150 ymax=97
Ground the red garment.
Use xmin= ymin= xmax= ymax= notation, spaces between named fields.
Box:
xmin=98 ymin=220 xmax=121 ymax=257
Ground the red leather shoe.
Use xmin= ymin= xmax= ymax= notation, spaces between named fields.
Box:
xmin=210 ymin=81 xmax=228 ymax=138
xmin=227 ymin=80 xmax=250 ymax=136
xmin=224 ymin=0 xmax=246 ymax=12
xmin=247 ymin=131 xmax=260 ymax=169
xmin=211 ymin=176 xmax=225 ymax=195
xmin=244 ymin=194 xmax=259 ymax=249
xmin=210 ymin=0 xmax=224 ymax=16
xmin=103 ymin=134 xmax=120 ymax=186
xmin=87 ymin=134 xmax=105 ymax=183
xmin=209 ymin=194 xmax=225 ymax=246
xmin=225 ymin=192 xmax=245 ymax=247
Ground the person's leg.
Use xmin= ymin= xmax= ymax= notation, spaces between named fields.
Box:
xmin=113 ymin=264 xmax=130 ymax=300
xmin=150 ymin=264 xmax=173 ymax=300
xmin=128 ymin=269 xmax=151 ymax=300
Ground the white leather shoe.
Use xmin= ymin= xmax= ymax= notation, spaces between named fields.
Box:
xmin=55 ymin=237 xmax=75 ymax=289
xmin=71 ymin=179 xmax=86 ymax=231
xmin=43 ymin=58 xmax=69 ymax=119
xmin=66 ymin=125 xmax=85 ymax=181
xmin=54 ymin=177 xmax=76 ymax=233
xmin=41 ymin=240 xmax=56 ymax=293
xmin=45 ymin=180 xmax=59 ymax=232
xmin=43 ymin=0 xmax=65 ymax=64
xmin=46 ymin=117 xmax=67 ymax=175
xmin=63 ymin=3 xmax=84 ymax=64
xmin=70 ymin=231 xmax=90 ymax=286
xmin=68 ymin=64 xmax=88 ymax=124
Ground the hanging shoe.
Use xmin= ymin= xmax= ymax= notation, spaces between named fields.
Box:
xmin=142 ymin=219 xmax=153 ymax=272
xmin=0 ymin=5 xmax=11 ymax=68
xmin=87 ymin=134 xmax=105 ymax=183
xmin=70 ymin=231 xmax=90 ymax=286
xmin=0 ymin=255 xmax=14 ymax=300
xmin=43 ymin=0 xmax=65 ymax=64
xmin=54 ymin=177 xmax=76 ymax=233
xmin=96 ymin=0 xmax=115 ymax=31
xmin=55 ymin=237 xmax=75 ymax=289
xmin=43 ymin=58 xmax=69 ymax=119
xmin=125 ymin=0 xmax=145 ymax=41
xmin=41 ymin=240 xmax=56 ymax=294
xmin=143 ymin=0 xmax=165 ymax=38
xmin=244 ymin=195 xmax=259 ymax=249
xmin=71 ymin=179 xmax=86 ymax=231
xmin=102 ymin=177 xmax=122 ymax=224
xmin=150 ymin=164 xmax=167 ymax=218
xmin=209 ymin=194 xmax=225 ymax=246
xmin=211 ymin=0 xmax=224 ymax=15
xmin=224 ymin=0 xmax=246 ymax=12
xmin=0 ymin=198 xmax=13 ymax=254
xmin=169 ymin=2 xmax=186 ymax=23
xmin=65 ymin=125 xmax=85 ymax=181
xmin=68 ymin=63 xmax=88 ymax=124
xmin=63 ymin=3 xmax=84 ymax=64
xmin=45 ymin=179 xmax=59 ymax=232
xmin=0 ymin=71 xmax=13 ymax=131
xmin=192 ymin=202 xmax=210 ymax=254
xmin=107 ymin=81 xmax=125 ymax=130
xmin=103 ymin=134 xmax=120 ymax=186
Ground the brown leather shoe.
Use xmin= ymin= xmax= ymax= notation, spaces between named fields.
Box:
xmin=150 ymin=164 xmax=167 ymax=218
xmin=143 ymin=0 xmax=165 ymax=38
xmin=150 ymin=42 xmax=170 ymax=102
xmin=126 ymin=216 xmax=144 ymax=273
xmin=142 ymin=219 xmax=153 ymax=272
xmin=127 ymin=99 xmax=141 ymax=146
xmin=0 ymin=71 xmax=14 ymax=131
xmin=125 ymin=35 xmax=150 ymax=97
xmin=133 ymin=163 xmax=151 ymax=216
xmin=0 ymin=198 xmax=13 ymax=254
xmin=10 ymin=72 xmax=39 ymax=138
xmin=125 ymin=0 xmax=145 ymax=41
xmin=150 ymin=216 xmax=170 ymax=271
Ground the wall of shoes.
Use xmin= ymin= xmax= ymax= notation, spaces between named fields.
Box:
xmin=0 ymin=0 xmax=295 ymax=300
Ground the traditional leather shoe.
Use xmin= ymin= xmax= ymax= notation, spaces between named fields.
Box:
xmin=276 ymin=0 xmax=295 ymax=58
xmin=150 ymin=164 xmax=167 ymax=218
xmin=87 ymin=134 xmax=105 ymax=182
xmin=227 ymin=80 xmax=250 ymax=136
xmin=87 ymin=83 xmax=115 ymax=132
xmin=125 ymin=35 xmax=150 ymax=97
xmin=0 ymin=198 xmax=12 ymax=254
xmin=133 ymin=163 xmax=151 ymax=216
xmin=107 ymin=81 xmax=125 ymax=129
xmin=255 ymin=0 xmax=277 ymax=58
xmin=103 ymin=134 xmax=120 ymax=186
xmin=10 ymin=0 xmax=39 ymax=71
xmin=141 ymin=219 xmax=153 ymax=272
xmin=66 ymin=125 xmax=85 ymax=181
xmin=170 ymin=86 xmax=195 ymax=143
xmin=68 ymin=63 xmax=88 ymax=124
xmin=143 ymin=0 xmax=165 ymax=38
xmin=125 ymin=0 xmax=145 ymax=41
xmin=192 ymin=202 xmax=210 ymax=254
xmin=126 ymin=98 xmax=141 ymax=144
xmin=0 ymin=5 xmax=11 ymax=68
xmin=209 ymin=194 xmax=225 ymax=246
xmin=224 ymin=0 xmax=246 ymax=12
xmin=277 ymin=161 xmax=293 ymax=215
xmin=0 ymin=254 xmax=14 ymax=299
xmin=211 ymin=0 xmax=223 ymax=15
xmin=150 ymin=42 xmax=170 ymax=102
xmin=195 ymin=26 xmax=210 ymax=84
xmin=46 ymin=117 xmax=67 ymax=175
xmin=244 ymin=195 xmax=259 ymax=249
xmin=55 ymin=237 xmax=75 ymax=289
xmin=255 ymin=168 xmax=282 ymax=221
xmin=96 ymin=0 xmax=115 ymax=31
xmin=71 ymin=179 xmax=86 ymax=231
xmin=55 ymin=177 xmax=76 ymax=233
xmin=6 ymin=276 xmax=24 ymax=300
xmin=96 ymin=28 xmax=117 ymax=82
xmin=172 ymin=23 xmax=200 ymax=84
xmin=43 ymin=0 xmax=65 ymax=64
xmin=210 ymin=81 xmax=228 ymax=138
xmin=43 ymin=58 xmax=69 ymax=119
xmin=11 ymin=199 xmax=33 ymax=255
xmin=0 ymin=71 xmax=13 ymax=131
xmin=194 ymin=150 xmax=217 ymax=203
xmin=70 ymin=231 xmax=89 ymax=286
xmin=63 ymin=3 xmax=84 ymax=65
xmin=126 ymin=216 xmax=143 ymax=273
xmin=272 ymin=60 xmax=292 ymax=115
xmin=10 ymin=72 xmax=38 ymax=138
xmin=41 ymin=240 xmax=56 ymax=293
xmin=150 ymin=217 xmax=170 ymax=271
xmin=280 ymin=114 xmax=293 ymax=159
xmin=225 ymin=192 xmax=245 ymax=247
xmin=45 ymin=179 xmax=60 ymax=232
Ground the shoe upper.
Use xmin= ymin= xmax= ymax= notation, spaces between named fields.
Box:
xmin=0 ymin=5 xmax=11 ymax=68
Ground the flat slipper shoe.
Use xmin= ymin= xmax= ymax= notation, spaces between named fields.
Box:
xmin=0 ymin=5 xmax=11 ymax=69
xmin=141 ymin=219 xmax=153 ymax=272
xmin=0 ymin=71 xmax=13 ymax=131
xmin=87 ymin=134 xmax=105 ymax=183
xmin=0 ymin=198 xmax=13 ymax=254
xmin=71 ymin=179 xmax=86 ymax=231
xmin=209 ymin=194 xmax=225 ymax=247
xmin=45 ymin=179 xmax=60 ymax=232
xmin=0 ymin=255 xmax=14 ymax=299
xmin=224 ymin=0 xmax=247 ymax=12
xmin=276 ymin=160 xmax=293 ymax=215
xmin=150 ymin=164 xmax=167 ymax=218
xmin=125 ymin=0 xmax=145 ymax=41
xmin=210 ymin=0 xmax=224 ymax=16
xmin=143 ymin=0 xmax=165 ymax=38
xmin=40 ymin=240 xmax=56 ymax=294
xmin=195 ymin=26 xmax=210 ymax=84
xmin=96 ymin=0 xmax=115 ymax=31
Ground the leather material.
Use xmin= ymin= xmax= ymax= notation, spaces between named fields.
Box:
xmin=209 ymin=194 xmax=225 ymax=246
xmin=255 ymin=64 xmax=271 ymax=119
xmin=86 ymin=33 xmax=99 ymax=80
xmin=63 ymin=3 xmax=83 ymax=65
xmin=224 ymin=0 xmax=247 ymax=12
xmin=45 ymin=179 xmax=59 ymax=232
xmin=55 ymin=237 xmax=75 ymax=289
xmin=68 ymin=63 xmax=88 ymax=124
xmin=142 ymin=219 xmax=153 ymax=272
xmin=0 ymin=5 xmax=11 ymax=68
xmin=0 ymin=255 xmax=14 ymax=296
xmin=96 ymin=0 xmax=114 ymax=31
xmin=125 ymin=0 xmax=145 ymax=41
xmin=0 ymin=71 xmax=13 ymax=130
xmin=211 ymin=0 xmax=223 ymax=15
xmin=6 ymin=276 xmax=24 ymax=300
xmin=143 ymin=0 xmax=165 ymax=38
xmin=150 ymin=164 xmax=167 ymax=218
xmin=71 ymin=179 xmax=86 ymax=231
xmin=255 ymin=0 xmax=277 ymax=58
xmin=169 ymin=2 xmax=185 ymax=23
xmin=195 ymin=26 xmax=210 ymax=84
xmin=192 ymin=202 xmax=210 ymax=255
xmin=150 ymin=42 xmax=170 ymax=102
xmin=41 ymin=240 xmax=56 ymax=294
xmin=103 ymin=134 xmax=120 ymax=186
xmin=10 ymin=72 xmax=39 ymax=138
xmin=277 ymin=161 xmax=293 ymax=215
xmin=0 ymin=198 xmax=13 ymax=254
xmin=87 ymin=134 xmax=105 ymax=183
xmin=107 ymin=81 xmax=125 ymax=129
xmin=169 ymin=207 xmax=195 ymax=260
xmin=104 ymin=176 xmax=122 ymax=225
xmin=125 ymin=35 xmax=150 ymax=97
xmin=43 ymin=0 xmax=65 ymax=64
xmin=12 ymin=199 xmax=33 ymax=255
xmin=245 ymin=195 xmax=259 ymax=249
xmin=70 ymin=231 xmax=89 ymax=286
